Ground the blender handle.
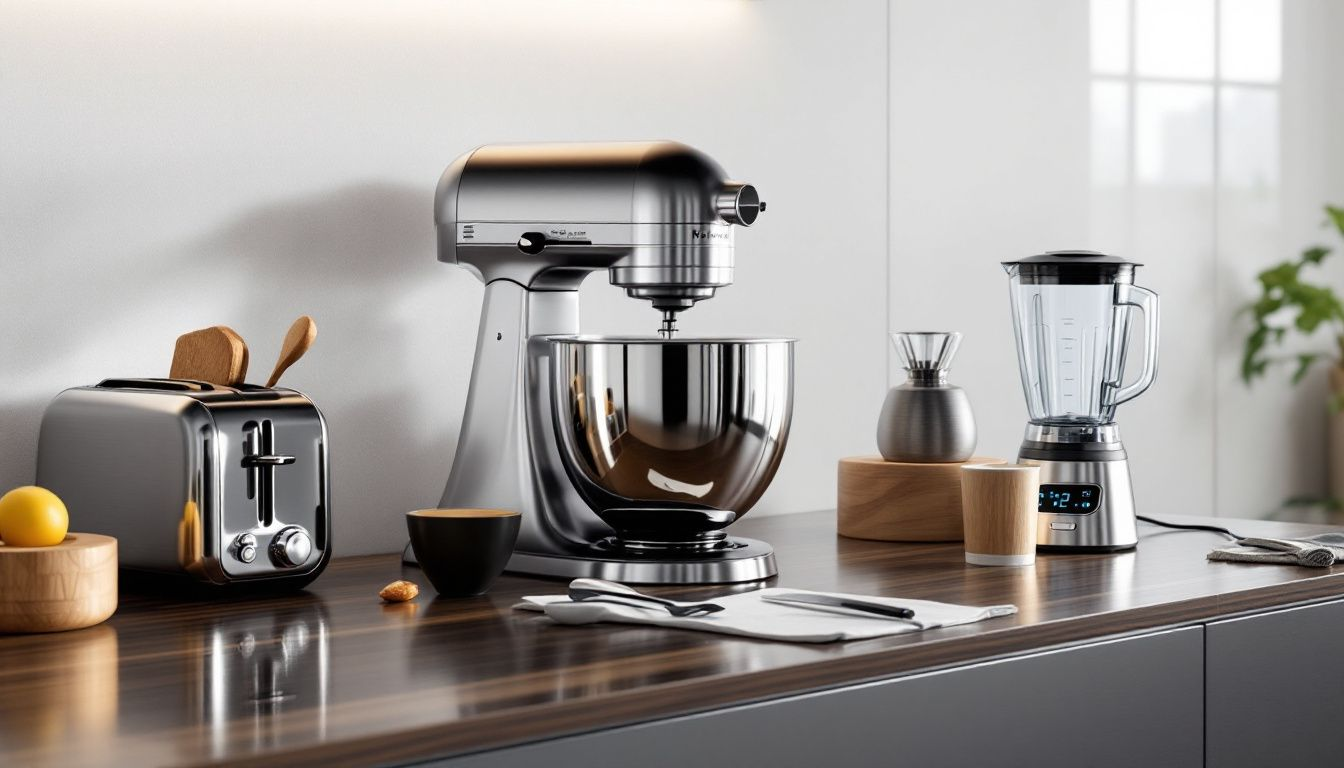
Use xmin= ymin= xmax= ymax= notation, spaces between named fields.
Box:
xmin=1108 ymin=284 xmax=1160 ymax=406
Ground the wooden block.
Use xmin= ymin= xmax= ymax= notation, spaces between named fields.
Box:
xmin=169 ymin=325 xmax=248 ymax=386
xmin=0 ymin=533 xmax=118 ymax=633
xmin=837 ymin=456 xmax=1005 ymax=542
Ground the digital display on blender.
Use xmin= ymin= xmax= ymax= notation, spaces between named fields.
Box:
xmin=1039 ymin=484 xmax=1102 ymax=514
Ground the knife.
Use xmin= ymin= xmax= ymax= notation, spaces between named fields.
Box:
xmin=763 ymin=592 xmax=917 ymax=620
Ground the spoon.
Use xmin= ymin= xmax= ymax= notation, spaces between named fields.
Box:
xmin=567 ymin=579 xmax=724 ymax=617
xmin=265 ymin=315 xmax=317 ymax=388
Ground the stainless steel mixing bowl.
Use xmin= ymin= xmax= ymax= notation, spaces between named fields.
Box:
xmin=550 ymin=336 xmax=794 ymax=546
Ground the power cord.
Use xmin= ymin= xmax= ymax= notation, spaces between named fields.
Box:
xmin=1136 ymin=514 xmax=1243 ymax=541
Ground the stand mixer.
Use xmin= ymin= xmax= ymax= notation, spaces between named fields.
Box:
xmin=404 ymin=141 xmax=794 ymax=584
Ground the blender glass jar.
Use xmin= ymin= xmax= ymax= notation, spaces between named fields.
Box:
xmin=1003 ymin=251 xmax=1159 ymax=426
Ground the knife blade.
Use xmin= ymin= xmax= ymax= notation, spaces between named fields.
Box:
xmin=763 ymin=592 xmax=917 ymax=620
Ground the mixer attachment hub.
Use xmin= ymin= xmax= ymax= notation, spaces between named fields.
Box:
xmin=658 ymin=310 xmax=680 ymax=338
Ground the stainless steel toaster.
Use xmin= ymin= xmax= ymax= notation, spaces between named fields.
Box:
xmin=36 ymin=378 xmax=330 ymax=587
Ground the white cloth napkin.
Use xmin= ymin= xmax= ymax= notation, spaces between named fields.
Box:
xmin=514 ymin=583 xmax=1017 ymax=643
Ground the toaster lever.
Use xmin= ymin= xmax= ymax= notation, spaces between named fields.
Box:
xmin=242 ymin=454 xmax=296 ymax=467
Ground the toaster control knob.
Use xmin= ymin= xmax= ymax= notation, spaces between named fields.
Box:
xmin=270 ymin=527 xmax=313 ymax=568
xmin=233 ymin=533 xmax=258 ymax=564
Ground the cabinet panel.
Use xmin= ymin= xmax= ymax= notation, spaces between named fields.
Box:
xmin=438 ymin=626 xmax=1203 ymax=768
xmin=1206 ymin=598 xmax=1344 ymax=768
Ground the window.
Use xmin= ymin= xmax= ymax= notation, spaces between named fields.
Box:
xmin=1090 ymin=0 xmax=1281 ymax=193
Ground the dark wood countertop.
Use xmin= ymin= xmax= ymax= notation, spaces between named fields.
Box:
xmin=3 ymin=511 xmax=1344 ymax=767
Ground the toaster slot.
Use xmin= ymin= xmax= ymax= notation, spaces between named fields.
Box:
xmin=97 ymin=377 xmax=221 ymax=392
xmin=259 ymin=420 xmax=275 ymax=527
xmin=243 ymin=422 xmax=260 ymax=504
xmin=241 ymin=419 xmax=294 ymax=528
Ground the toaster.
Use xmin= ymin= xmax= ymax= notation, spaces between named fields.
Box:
xmin=36 ymin=378 xmax=331 ymax=587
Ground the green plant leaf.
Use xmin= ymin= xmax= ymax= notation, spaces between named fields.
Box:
xmin=1251 ymin=295 xmax=1283 ymax=319
xmin=1242 ymin=325 xmax=1270 ymax=383
xmin=1302 ymin=245 xmax=1331 ymax=265
xmin=1258 ymin=261 xmax=1299 ymax=291
xmin=1327 ymin=205 xmax=1344 ymax=238
xmin=1292 ymin=354 xmax=1319 ymax=384
xmin=1331 ymin=390 xmax=1344 ymax=413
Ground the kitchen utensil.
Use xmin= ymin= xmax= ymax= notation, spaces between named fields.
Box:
xmin=837 ymin=455 xmax=1005 ymax=542
xmin=36 ymin=378 xmax=330 ymax=587
xmin=551 ymin=335 xmax=794 ymax=549
xmin=406 ymin=509 xmax=520 ymax=597
xmin=0 ymin=533 xmax=117 ymax=633
xmin=877 ymin=331 xmax=977 ymax=462
xmin=170 ymin=325 xmax=249 ymax=387
xmin=761 ymin=592 xmax=916 ymax=620
xmin=571 ymin=596 xmax=722 ymax=617
xmin=960 ymin=463 xmax=1040 ymax=566
xmin=404 ymin=141 xmax=786 ymax=584
xmin=567 ymin=579 xmax=724 ymax=616
xmin=265 ymin=315 xmax=317 ymax=388
xmin=1002 ymin=250 xmax=1160 ymax=551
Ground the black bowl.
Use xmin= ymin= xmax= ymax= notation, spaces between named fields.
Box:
xmin=406 ymin=509 xmax=521 ymax=597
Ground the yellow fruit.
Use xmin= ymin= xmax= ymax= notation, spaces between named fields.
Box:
xmin=0 ymin=486 xmax=69 ymax=547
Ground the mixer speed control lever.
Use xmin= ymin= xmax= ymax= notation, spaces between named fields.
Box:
xmin=517 ymin=232 xmax=547 ymax=255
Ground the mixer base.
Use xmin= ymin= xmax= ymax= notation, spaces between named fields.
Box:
xmin=504 ymin=537 xmax=777 ymax=585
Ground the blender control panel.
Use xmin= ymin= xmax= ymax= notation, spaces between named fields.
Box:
xmin=1039 ymin=484 xmax=1101 ymax=514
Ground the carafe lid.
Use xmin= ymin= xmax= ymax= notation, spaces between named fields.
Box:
xmin=1002 ymin=250 xmax=1141 ymax=284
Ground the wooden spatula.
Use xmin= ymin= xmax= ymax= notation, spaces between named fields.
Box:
xmin=265 ymin=315 xmax=317 ymax=388
xmin=170 ymin=326 xmax=249 ymax=386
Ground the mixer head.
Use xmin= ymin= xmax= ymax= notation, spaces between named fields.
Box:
xmin=433 ymin=141 xmax=764 ymax=336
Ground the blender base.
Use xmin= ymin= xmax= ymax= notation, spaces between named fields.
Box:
xmin=1037 ymin=542 xmax=1136 ymax=554
xmin=1023 ymin=452 xmax=1139 ymax=552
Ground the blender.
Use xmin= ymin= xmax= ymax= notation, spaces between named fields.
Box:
xmin=1002 ymin=251 xmax=1159 ymax=551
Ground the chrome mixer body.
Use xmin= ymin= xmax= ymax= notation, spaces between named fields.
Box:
xmin=404 ymin=141 xmax=788 ymax=584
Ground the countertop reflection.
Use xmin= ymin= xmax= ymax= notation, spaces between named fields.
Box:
xmin=0 ymin=511 xmax=1340 ymax=767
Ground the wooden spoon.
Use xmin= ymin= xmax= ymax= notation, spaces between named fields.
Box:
xmin=170 ymin=326 xmax=249 ymax=386
xmin=265 ymin=315 xmax=317 ymax=388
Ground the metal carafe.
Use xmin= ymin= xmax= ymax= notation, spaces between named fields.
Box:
xmin=876 ymin=332 xmax=976 ymax=462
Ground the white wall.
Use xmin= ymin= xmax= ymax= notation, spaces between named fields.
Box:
xmin=0 ymin=0 xmax=889 ymax=555
xmin=887 ymin=0 xmax=1092 ymax=465
xmin=4 ymin=0 xmax=1341 ymax=558
xmin=1214 ymin=0 xmax=1344 ymax=517
xmin=890 ymin=0 xmax=1344 ymax=520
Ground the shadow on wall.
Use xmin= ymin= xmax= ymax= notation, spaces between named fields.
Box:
xmin=2 ymin=182 xmax=471 ymax=552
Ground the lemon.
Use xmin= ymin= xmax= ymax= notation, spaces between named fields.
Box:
xmin=0 ymin=486 xmax=69 ymax=547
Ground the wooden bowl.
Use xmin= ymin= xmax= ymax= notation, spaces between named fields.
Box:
xmin=0 ymin=533 xmax=118 ymax=633
xmin=837 ymin=456 xmax=1006 ymax=542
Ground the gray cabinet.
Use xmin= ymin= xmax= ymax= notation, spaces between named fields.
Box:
xmin=440 ymin=626 xmax=1204 ymax=768
xmin=1206 ymin=598 xmax=1344 ymax=768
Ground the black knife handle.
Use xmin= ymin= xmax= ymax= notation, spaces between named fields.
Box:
xmin=837 ymin=600 xmax=915 ymax=619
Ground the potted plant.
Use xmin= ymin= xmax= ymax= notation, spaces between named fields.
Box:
xmin=1241 ymin=205 xmax=1344 ymax=509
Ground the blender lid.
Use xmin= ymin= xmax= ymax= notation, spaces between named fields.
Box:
xmin=1002 ymin=250 xmax=1142 ymax=284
